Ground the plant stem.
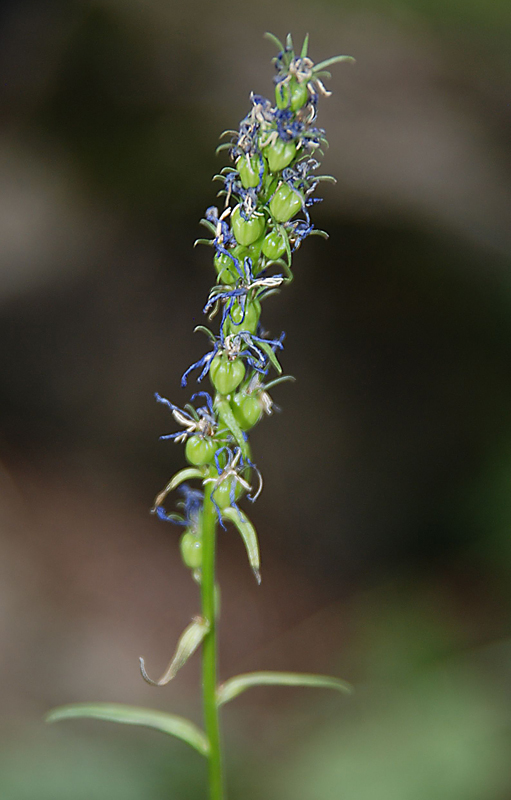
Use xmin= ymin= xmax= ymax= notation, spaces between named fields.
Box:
xmin=201 ymin=483 xmax=224 ymax=800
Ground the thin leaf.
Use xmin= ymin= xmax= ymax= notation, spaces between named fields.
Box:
xmin=258 ymin=340 xmax=283 ymax=374
xmin=199 ymin=218 xmax=217 ymax=234
xmin=193 ymin=238 xmax=213 ymax=248
xmin=46 ymin=703 xmax=209 ymax=757
xmin=264 ymin=32 xmax=284 ymax=52
xmin=140 ymin=616 xmax=210 ymax=686
xmin=184 ymin=403 xmax=200 ymax=421
xmin=222 ymin=507 xmax=261 ymax=584
xmin=217 ymin=671 xmax=353 ymax=706
xmin=257 ymin=288 xmax=280 ymax=301
xmin=193 ymin=325 xmax=217 ymax=342
xmin=152 ymin=467 xmax=205 ymax=510
xmin=300 ymin=33 xmax=309 ymax=59
xmin=285 ymin=33 xmax=294 ymax=52
xmin=314 ymin=70 xmax=332 ymax=81
xmin=313 ymin=55 xmax=355 ymax=72
xmin=215 ymin=398 xmax=249 ymax=459
xmin=265 ymin=257 xmax=293 ymax=283
xmin=262 ymin=375 xmax=296 ymax=392
xmin=277 ymin=222 xmax=293 ymax=273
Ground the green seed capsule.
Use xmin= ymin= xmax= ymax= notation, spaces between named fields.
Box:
xmin=269 ymin=184 xmax=303 ymax=223
xmin=214 ymin=252 xmax=237 ymax=285
xmin=218 ymin=268 xmax=236 ymax=285
xmin=275 ymin=78 xmax=309 ymax=111
xmin=264 ymin=138 xmax=296 ymax=172
xmin=260 ymin=175 xmax=279 ymax=204
xmin=275 ymin=81 xmax=291 ymax=109
xmin=211 ymin=476 xmax=244 ymax=509
xmin=246 ymin=237 xmax=264 ymax=270
xmin=185 ymin=435 xmax=217 ymax=466
xmin=180 ymin=532 xmax=202 ymax=569
xmin=231 ymin=206 xmax=266 ymax=246
xmin=261 ymin=229 xmax=287 ymax=260
xmin=232 ymin=392 xmax=263 ymax=430
xmin=210 ymin=353 xmax=245 ymax=395
xmin=237 ymin=155 xmax=265 ymax=189
xmin=290 ymin=80 xmax=309 ymax=111
xmin=226 ymin=298 xmax=261 ymax=334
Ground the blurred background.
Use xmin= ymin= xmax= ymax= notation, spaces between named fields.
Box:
xmin=1 ymin=0 xmax=511 ymax=797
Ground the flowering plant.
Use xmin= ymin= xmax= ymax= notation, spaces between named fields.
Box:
xmin=48 ymin=32 xmax=354 ymax=800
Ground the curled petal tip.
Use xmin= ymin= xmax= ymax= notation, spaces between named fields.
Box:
xmin=139 ymin=657 xmax=159 ymax=686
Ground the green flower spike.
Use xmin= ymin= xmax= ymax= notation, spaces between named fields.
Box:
xmin=46 ymin=33 xmax=354 ymax=800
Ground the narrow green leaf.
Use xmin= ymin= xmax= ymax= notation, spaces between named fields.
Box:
xmin=46 ymin=703 xmax=209 ymax=757
xmin=258 ymin=340 xmax=283 ymax=374
xmin=264 ymin=32 xmax=284 ymax=53
xmin=222 ymin=507 xmax=261 ymax=584
xmin=214 ymin=398 xmax=249 ymax=459
xmin=277 ymin=223 xmax=293 ymax=275
xmin=315 ymin=70 xmax=333 ymax=81
xmin=199 ymin=218 xmax=217 ymax=234
xmin=266 ymin=257 xmax=293 ymax=283
xmin=217 ymin=671 xmax=353 ymax=706
xmin=256 ymin=289 xmax=281 ymax=304
xmin=193 ymin=238 xmax=213 ymax=248
xmin=193 ymin=325 xmax=217 ymax=342
xmin=285 ymin=33 xmax=294 ymax=52
xmin=300 ymin=33 xmax=309 ymax=59
xmin=262 ymin=375 xmax=296 ymax=392
xmin=313 ymin=55 xmax=355 ymax=72
xmin=152 ymin=468 xmax=205 ymax=510
xmin=140 ymin=616 xmax=210 ymax=686
xmin=184 ymin=403 xmax=199 ymax=420
xmin=208 ymin=286 xmax=227 ymax=299
xmin=215 ymin=142 xmax=232 ymax=154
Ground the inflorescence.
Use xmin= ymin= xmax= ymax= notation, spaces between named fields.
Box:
xmin=152 ymin=32 xmax=354 ymax=577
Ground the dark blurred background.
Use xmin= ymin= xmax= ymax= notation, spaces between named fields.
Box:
xmin=1 ymin=0 xmax=511 ymax=798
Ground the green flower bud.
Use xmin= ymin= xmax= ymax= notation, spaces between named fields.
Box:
xmin=210 ymin=353 xmax=245 ymax=395
xmin=231 ymin=206 xmax=266 ymax=246
xmin=180 ymin=532 xmax=202 ymax=569
xmin=264 ymin=139 xmax=296 ymax=172
xmin=261 ymin=229 xmax=287 ymax=260
xmin=185 ymin=435 xmax=217 ymax=466
xmin=275 ymin=78 xmax=309 ymax=111
xmin=236 ymin=155 xmax=265 ymax=189
xmin=269 ymin=184 xmax=303 ymax=223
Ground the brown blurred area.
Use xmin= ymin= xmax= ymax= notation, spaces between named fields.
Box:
xmin=1 ymin=1 xmax=511 ymax=798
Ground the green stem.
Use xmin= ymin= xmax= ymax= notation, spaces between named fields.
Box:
xmin=201 ymin=483 xmax=224 ymax=800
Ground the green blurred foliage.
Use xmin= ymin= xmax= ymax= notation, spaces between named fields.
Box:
xmin=0 ymin=728 xmax=204 ymax=800
xmin=251 ymin=590 xmax=511 ymax=800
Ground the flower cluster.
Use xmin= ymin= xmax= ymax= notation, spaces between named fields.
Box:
xmin=153 ymin=32 xmax=354 ymax=576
